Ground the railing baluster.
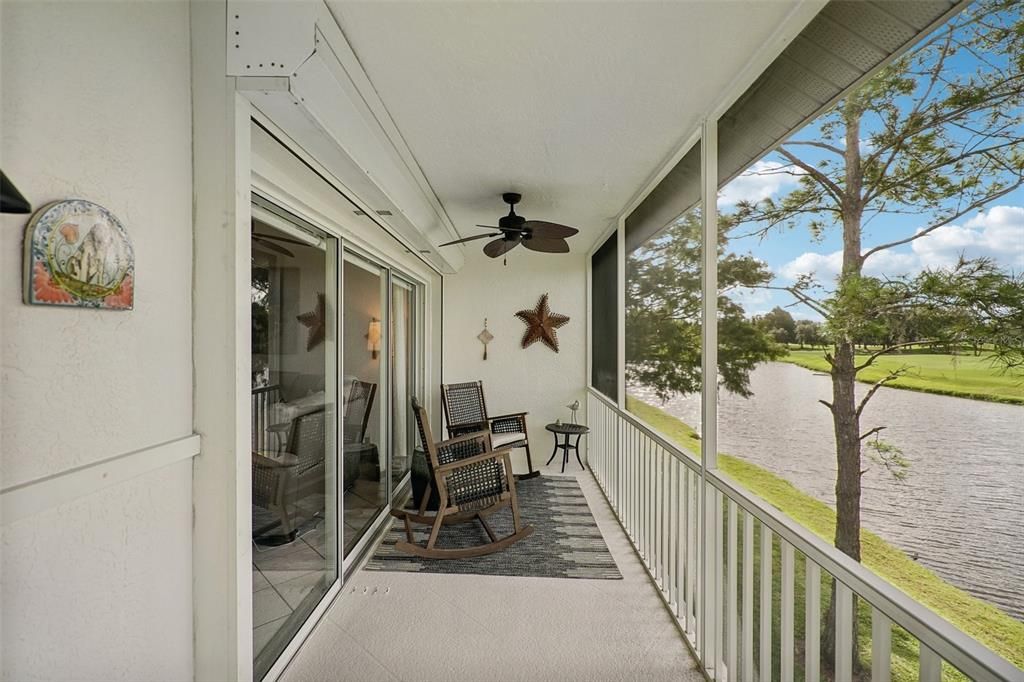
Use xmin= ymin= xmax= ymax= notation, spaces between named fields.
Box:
xmin=919 ymin=643 xmax=941 ymax=682
xmin=781 ymin=542 xmax=795 ymax=682
xmin=727 ymin=500 xmax=738 ymax=680
xmin=684 ymin=466 xmax=692 ymax=626
xmin=688 ymin=468 xmax=697 ymax=635
xmin=664 ymin=450 xmax=671 ymax=589
xmin=638 ymin=432 xmax=647 ymax=561
xmin=661 ymin=447 xmax=668 ymax=588
xmin=805 ymin=560 xmax=821 ymax=682
xmin=872 ymin=607 xmax=892 ymax=682
xmin=760 ymin=523 xmax=773 ymax=681
xmin=743 ymin=512 xmax=754 ymax=681
xmin=835 ymin=582 xmax=854 ymax=682
xmin=714 ymin=488 xmax=724 ymax=678
xmin=669 ymin=457 xmax=677 ymax=607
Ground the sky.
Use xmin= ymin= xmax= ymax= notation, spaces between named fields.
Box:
xmin=715 ymin=7 xmax=1023 ymax=322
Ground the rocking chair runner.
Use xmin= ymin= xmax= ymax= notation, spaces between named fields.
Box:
xmin=441 ymin=380 xmax=539 ymax=479
xmin=390 ymin=397 xmax=534 ymax=559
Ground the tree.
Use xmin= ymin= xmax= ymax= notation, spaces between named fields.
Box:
xmin=795 ymin=319 xmax=825 ymax=348
xmin=626 ymin=210 xmax=783 ymax=401
xmin=757 ymin=306 xmax=798 ymax=344
xmin=724 ymin=0 xmax=1023 ymax=667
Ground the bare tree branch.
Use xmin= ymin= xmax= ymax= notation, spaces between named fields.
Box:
xmin=859 ymin=426 xmax=887 ymax=441
xmin=856 ymin=369 xmax=907 ymax=418
xmin=854 ymin=340 xmax=940 ymax=371
xmin=777 ymin=147 xmax=846 ymax=204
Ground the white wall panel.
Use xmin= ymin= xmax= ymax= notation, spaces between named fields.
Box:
xmin=443 ymin=249 xmax=588 ymax=471
xmin=0 ymin=2 xmax=194 ymax=679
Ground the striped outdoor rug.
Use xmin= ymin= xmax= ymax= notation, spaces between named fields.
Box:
xmin=364 ymin=476 xmax=622 ymax=579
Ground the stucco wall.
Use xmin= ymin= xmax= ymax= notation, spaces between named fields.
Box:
xmin=443 ymin=248 xmax=588 ymax=472
xmin=0 ymin=2 xmax=194 ymax=680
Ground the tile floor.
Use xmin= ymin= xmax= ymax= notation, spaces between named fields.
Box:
xmin=277 ymin=460 xmax=704 ymax=681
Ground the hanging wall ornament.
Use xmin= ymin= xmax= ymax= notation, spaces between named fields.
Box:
xmin=477 ymin=318 xmax=494 ymax=360
xmin=23 ymin=199 xmax=134 ymax=309
xmin=515 ymin=293 xmax=569 ymax=353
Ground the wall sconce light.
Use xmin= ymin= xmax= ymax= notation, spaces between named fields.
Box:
xmin=1 ymin=170 xmax=32 ymax=214
xmin=366 ymin=317 xmax=381 ymax=359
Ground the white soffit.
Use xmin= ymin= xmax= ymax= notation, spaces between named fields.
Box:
xmin=326 ymin=1 xmax=805 ymax=254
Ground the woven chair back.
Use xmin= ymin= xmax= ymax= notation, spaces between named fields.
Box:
xmin=441 ymin=381 xmax=488 ymax=430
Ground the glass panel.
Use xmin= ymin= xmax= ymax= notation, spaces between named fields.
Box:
xmin=715 ymin=2 xmax=1024 ymax=670
xmin=251 ymin=211 xmax=338 ymax=678
xmin=390 ymin=277 xmax=416 ymax=498
xmin=590 ymin=232 xmax=618 ymax=400
xmin=624 ymin=141 xmax=703 ymax=462
xmin=342 ymin=253 xmax=388 ymax=558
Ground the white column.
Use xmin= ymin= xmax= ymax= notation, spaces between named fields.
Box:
xmin=191 ymin=3 xmax=253 ymax=679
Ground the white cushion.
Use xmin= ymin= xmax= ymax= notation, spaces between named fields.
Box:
xmin=491 ymin=431 xmax=526 ymax=448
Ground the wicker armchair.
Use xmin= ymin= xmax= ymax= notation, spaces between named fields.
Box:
xmin=441 ymin=380 xmax=538 ymax=479
xmin=390 ymin=397 xmax=533 ymax=558
xmin=252 ymin=407 xmax=327 ymax=541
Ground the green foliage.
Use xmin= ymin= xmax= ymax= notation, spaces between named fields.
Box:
xmin=865 ymin=437 xmax=910 ymax=482
xmin=754 ymin=306 xmax=798 ymax=343
xmin=626 ymin=210 xmax=783 ymax=400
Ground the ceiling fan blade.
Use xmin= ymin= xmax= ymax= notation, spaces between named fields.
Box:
xmin=438 ymin=232 xmax=500 ymax=247
xmin=253 ymin=232 xmax=311 ymax=247
xmin=522 ymin=221 xmax=579 ymax=239
xmin=483 ymin=235 xmax=521 ymax=258
xmin=253 ymin=236 xmax=294 ymax=258
xmin=476 ymin=224 xmax=528 ymax=233
xmin=523 ymin=237 xmax=570 ymax=254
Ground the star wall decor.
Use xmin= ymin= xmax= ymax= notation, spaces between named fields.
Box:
xmin=297 ymin=292 xmax=326 ymax=351
xmin=515 ymin=293 xmax=570 ymax=353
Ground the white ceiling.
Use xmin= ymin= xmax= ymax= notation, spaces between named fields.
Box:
xmin=327 ymin=1 xmax=803 ymax=254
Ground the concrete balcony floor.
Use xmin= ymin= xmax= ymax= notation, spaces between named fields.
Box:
xmin=281 ymin=464 xmax=704 ymax=681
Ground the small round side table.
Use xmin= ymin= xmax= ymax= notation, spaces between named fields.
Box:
xmin=545 ymin=422 xmax=589 ymax=473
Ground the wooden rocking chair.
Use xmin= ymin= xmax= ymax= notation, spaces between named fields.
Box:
xmin=390 ymin=397 xmax=534 ymax=559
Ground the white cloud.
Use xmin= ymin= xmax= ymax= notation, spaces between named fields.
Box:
xmin=728 ymin=286 xmax=773 ymax=316
xmin=912 ymin=206 xmax=1024 ymax=270
xmin=719 ymin=161 xmax=803 ymax=207
xmin=779 ymin=251 xmax=842 ymax=281
xmin=778 ymin=205 xmax=1024 ymax=282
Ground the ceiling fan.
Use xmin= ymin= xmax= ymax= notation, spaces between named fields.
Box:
xmin=439 ymin=193 xmax=580 ymax=259
xmin=251 ymin=222 xmax=310 ymax=258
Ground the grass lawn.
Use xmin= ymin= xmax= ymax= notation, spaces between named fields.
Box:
xmin=781 ymin=349 xmax=1024 ymax=405
xmin=625 ymin=395 xmax=1024 ymax=680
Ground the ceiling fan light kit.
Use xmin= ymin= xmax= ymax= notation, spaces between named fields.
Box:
xmin=439 ymin=192 xmax=580 ymax=262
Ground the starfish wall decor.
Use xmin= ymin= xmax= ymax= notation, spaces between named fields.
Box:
xmin=296 ymin=292 xmax=326 ymax=351
xmin=515 ymin=293 xmax=569 ymax=353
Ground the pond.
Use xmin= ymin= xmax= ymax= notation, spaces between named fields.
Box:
xmin=630 ymin=361 xmax=1024 ymax=622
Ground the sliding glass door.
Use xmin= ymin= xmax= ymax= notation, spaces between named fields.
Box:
xmin=249 ymin=198 xmax=426 ymax=677
xmin=250 ymin=207 xmax=339 ymax=679
xmin=390 ymin=277 xmax=418 ymax=499
xmin=341 ymin=252 xmax=389 ymax=559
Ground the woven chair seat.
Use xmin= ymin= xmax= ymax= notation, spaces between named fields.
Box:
xmin=491 ymin=431 xmax=527 ymax=448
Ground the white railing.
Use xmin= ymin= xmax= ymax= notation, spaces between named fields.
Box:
xmin=586 ymin=388 xmax=1023 ymax=682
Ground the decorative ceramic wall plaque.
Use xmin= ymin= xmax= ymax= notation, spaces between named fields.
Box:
xmin=515 ymin=293 xmax=569 ymax=353
xmin=23 ymin=200 xmax=134 ymax=309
